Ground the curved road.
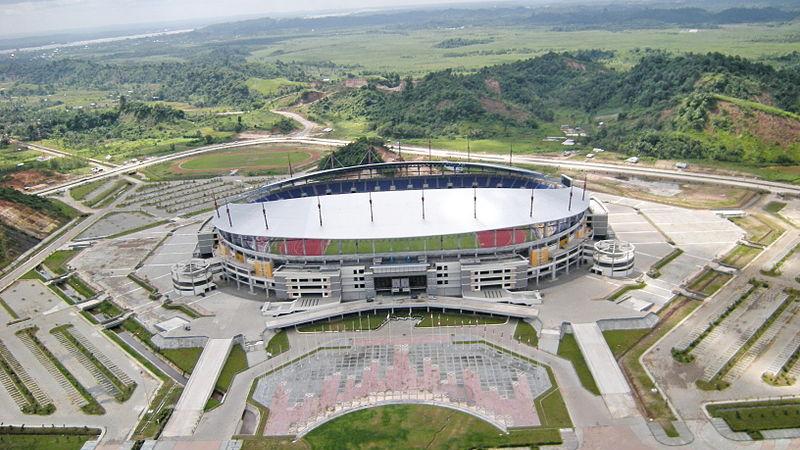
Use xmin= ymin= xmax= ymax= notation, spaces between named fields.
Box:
xmin=33 ymin=135 xmax=800 ymax=197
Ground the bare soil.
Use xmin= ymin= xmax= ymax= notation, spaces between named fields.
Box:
xmin=1 ymin=169 xmax=67 ymax=191
xmin=0 ymin=199 xmax=61 ymax=239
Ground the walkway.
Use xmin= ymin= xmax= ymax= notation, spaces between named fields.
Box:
xmin=161 ymin=338 xmax=233 ymax=437
xmin=571 ymin=322 xmax=637 ymax=418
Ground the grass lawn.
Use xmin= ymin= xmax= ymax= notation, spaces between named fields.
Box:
xmin=216 ymin=345 xmax=248 ymax=393
xmin=686 ymin=270 xmax=733 ymax=296
xmin=708 ymin=399 xmax=800 ymax=437
xmin=764 ymin=201 xmax=787 ymax=214
xmin=557 ymin=333 xmax=600 ymax=395
xmin=42 ymin=249 xmax=80 ymax=275
xmin=85 ymin=179 xmax=129 ymax=208
xmin=143 ymin=143 xmax=323 ymax=180
xmin=603 ymin=329 xmax=650 ymax=359
xmin=720 ymin=244 xmax=762 ymax=269
xmin=265 ymin=330 xmax=289 ymax=356
xmin=69 ymin=179 xmax=107 ymax=201
xmin=160 ymin=347 xmax=203 ymax=375
xmin=66 ymin=276 xmax=95 ymax=299
xmin=296 ymin=404 xmax=560 ymax=450
xmin=416 ymin=312 xmax=507 ymax=327
xmin=298 ymin=312 xmax=388 ymax=332
xmin=731 ymin=214 xmax=784 ymax=246
xmin=0 ymin=434 xmax=97 ymax=450
xmin=246 ymin=77 xmax=306 ymax=97
xmin=514 ymin=320 xmax=539 ymax=347
xmin=607 ymin=281 xmax=646 ymax=301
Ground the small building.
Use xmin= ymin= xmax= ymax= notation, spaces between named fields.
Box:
xmin=626 ymin=156 xmax=639 ymax=164
xmin=675 ymin=162 xmax=688 ymax=169
xmin=562 ymin=139 xmax=575 ymax=146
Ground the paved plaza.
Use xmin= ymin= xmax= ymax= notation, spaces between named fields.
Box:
xmin=253 ymin=332 xmax=551 ymax=435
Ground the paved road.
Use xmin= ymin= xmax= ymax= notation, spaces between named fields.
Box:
xmin=31 ymin=134 xmax=800 ymax=198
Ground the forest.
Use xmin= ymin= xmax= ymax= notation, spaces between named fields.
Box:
xmin=311 ymin=50 xmax=800 ymax=165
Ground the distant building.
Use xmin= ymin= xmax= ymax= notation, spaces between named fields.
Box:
xmin=675 ymin=162 xmax=688 ymax=169
xmin=344 ymin=78 xmax=368 ymax=88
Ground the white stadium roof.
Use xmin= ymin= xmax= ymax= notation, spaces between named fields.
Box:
xmin=213 ymin=187 xmax=589 ymax=240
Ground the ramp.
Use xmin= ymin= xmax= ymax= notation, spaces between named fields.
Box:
xmin=161 ymin=338 xmax=233 ymax=437
xmin=571 ymin=322 xmax=637 ymax=418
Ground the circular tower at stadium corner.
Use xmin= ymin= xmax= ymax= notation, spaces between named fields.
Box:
xmin=209 ymin=161 xmax=599 ymax=302
xmin=590 ymin=239 xmax=635 ymax=278
xmin=171 ymin=259 xmax=216 ymax=296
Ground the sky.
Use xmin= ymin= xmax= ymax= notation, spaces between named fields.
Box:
xmin=0 ymin=0 xmax=500 ymax=38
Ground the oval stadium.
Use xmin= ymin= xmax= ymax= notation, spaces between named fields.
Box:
xmin=208 ymin=161 xmax=609 ymax=303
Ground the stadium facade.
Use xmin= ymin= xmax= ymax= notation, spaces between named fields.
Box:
xmin=205 ymin=161 xmax=610 ymax=302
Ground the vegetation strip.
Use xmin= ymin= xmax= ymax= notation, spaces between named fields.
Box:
xmin=557 ymin=333 xmax=600 ymax=395
xmin=707 ymin=399 xmax=800 ymax=439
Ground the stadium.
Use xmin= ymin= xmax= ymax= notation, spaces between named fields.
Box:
xmin=207 ymin=161 xmax=608 ymax=304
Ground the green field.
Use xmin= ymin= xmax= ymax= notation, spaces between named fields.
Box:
xmin=246 ymin=77 xmax=306 ymax=97
xmin=216 ymin=345 xmax=248 ymax=393
xmin=160 ymin=347 xmax=203 ymax=375
xmin=265 ymin=330 xmax=289 ymax=356
xmin=720 ymin=244 xmax=763 ymax=269
xmin=603 ymin=329 xmax=651 ymax=359
xmin=142 ymin=143 xmax=325 ymax=180
xmin=731 ymin=214 xmax=784 ymax=246
xmin=557 ymin=333 xmax=600 ymax=395
xmin=686 ymin=270 xmax=733 ymax=296
xmin=239 ymin=404 xmax=562 ymax=450
xmin=0 ymin=433 xmax=97 ymax=450
xmin=514 ymin=321 xmax=539 ymax=347
xmin=42 ymin=249 xmax=80 ymax=275
xmin=250 ymin=23 xmax=800 ymax=75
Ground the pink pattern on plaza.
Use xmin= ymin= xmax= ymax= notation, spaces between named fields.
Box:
xmin=261 ymin=342 xmax=542 ymax=436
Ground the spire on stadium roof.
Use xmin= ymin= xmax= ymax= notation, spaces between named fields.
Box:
xmin=261 ymin=202 xmax=269 ymax=230
xmin=473 ymin=187 xmax=477 ymax=219
xmin=568 ymin=185 xmax=574 ymax=211
xmin=467 ymin=137 xmax=471 ymax=162
xmin=369 ymin=191 xmax=374 ymax=223
xmin=317 ymin=196 xmax=323 ymax=227
xmin=582 ymin=173 xmax=588 ymax=201
xmin=529 ymin=188 xmax=534 ymax=218
xmin=421 ymin=188 xmax=426 ymax=220
xmin=225 ymin=203 xmax=233 ymax=227
xmin=287 ymin=154 xmax=294 ymax=177
xmin=509 ymin=143 xmax=513 ymax=165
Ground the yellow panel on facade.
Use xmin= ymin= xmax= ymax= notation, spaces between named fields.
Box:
xmin=235 ymin=252 xmax=244 ymax=263
xmin=253 ymin=260 xmax=273 ymax=278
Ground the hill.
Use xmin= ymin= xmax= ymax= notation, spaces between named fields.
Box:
xmin=311 ymin=51 xmax=800 ymax=169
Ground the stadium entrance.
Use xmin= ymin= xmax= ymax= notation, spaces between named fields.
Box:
xmin=374 ymin=275 xmax=427 ymax=295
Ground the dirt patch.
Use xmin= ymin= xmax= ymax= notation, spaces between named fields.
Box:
xmin=1 ymin=169 xmax=66 ymax=191
xmin=714 ymin=101 xmax=800 ymax=147
xmin=484 ymin=78 xmax=501 ymax=94
xmin=479 ymin=97 xmax=528 ymax=122
xmin=299 ymin=91 xmax=324 ymax=104
xmin=0 ymin=199 xmax=61 ymax=239
xmin=565 ymin=59 xmax=586 ymax=71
